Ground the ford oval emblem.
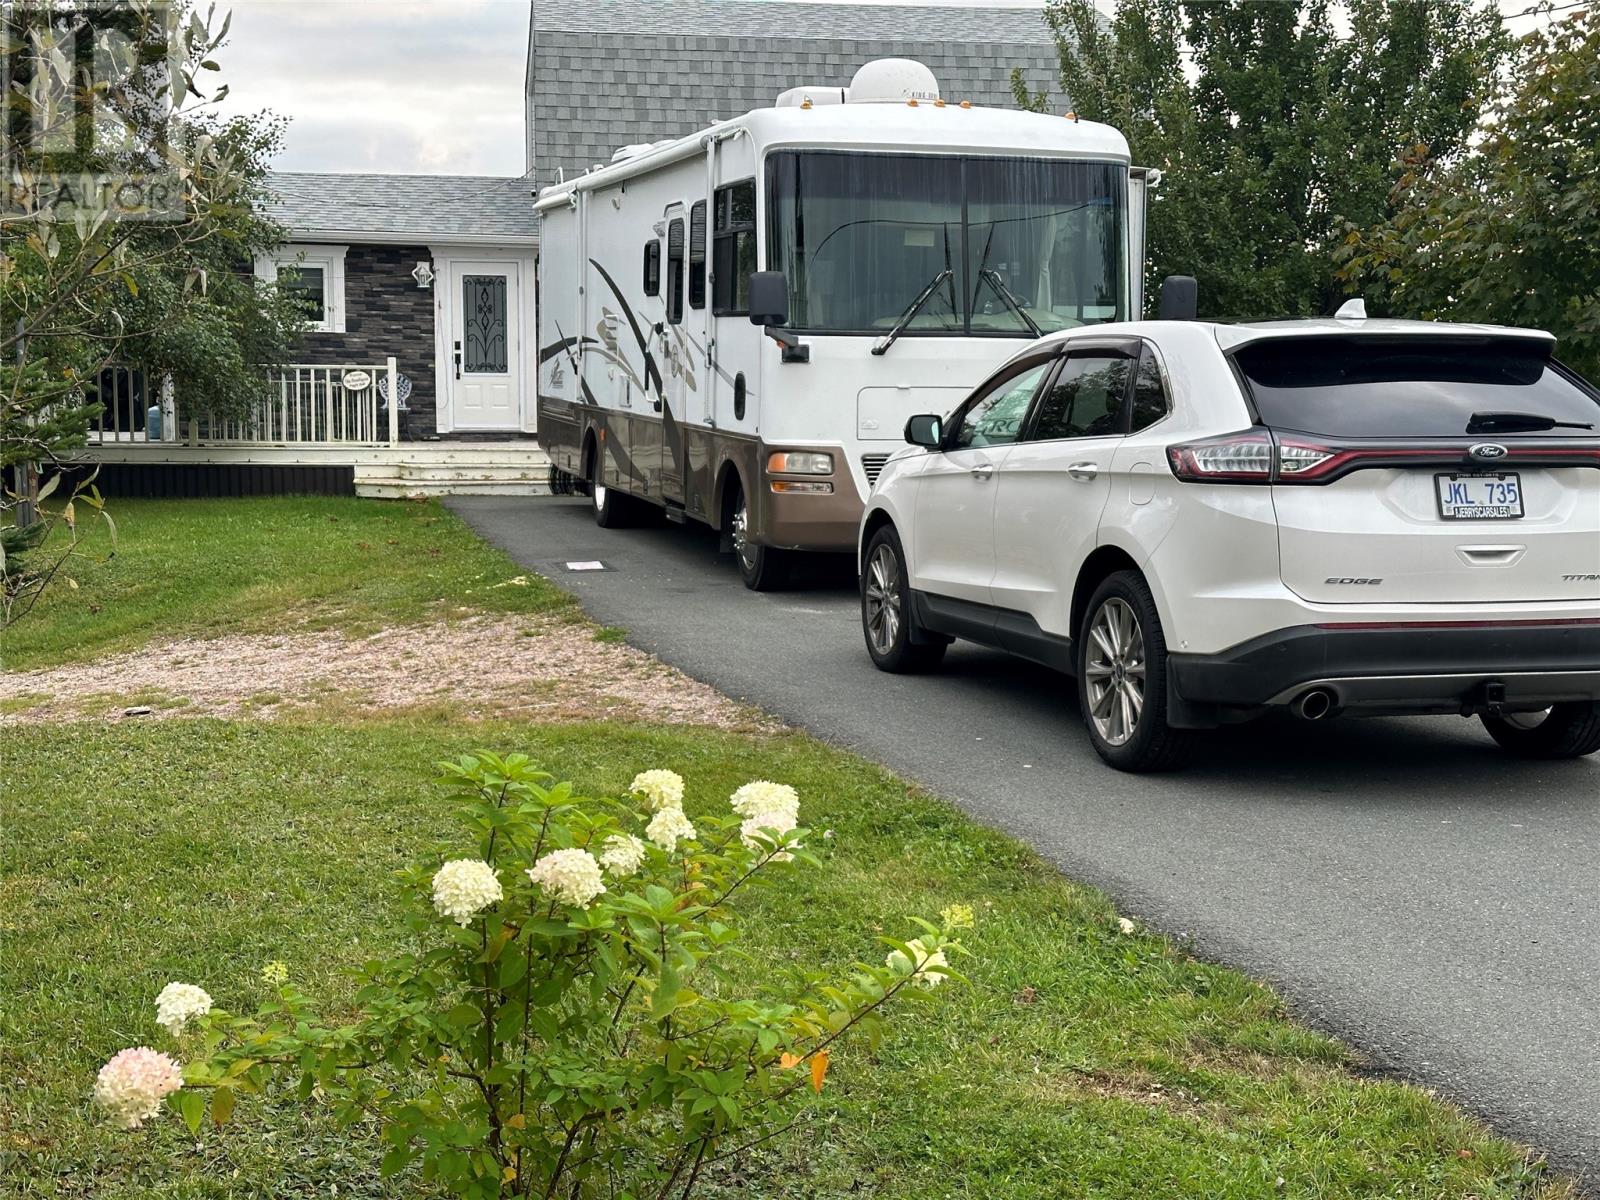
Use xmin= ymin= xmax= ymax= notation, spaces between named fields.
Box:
xmin=1469 ymin=442 xmax=1509 ymax=461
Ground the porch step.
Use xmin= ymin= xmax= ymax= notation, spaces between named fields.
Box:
xmin=391 ymin=463 xmax=550 ymax=483
xmin=353 ymin=447 xmax=554 ymax=498
xmin=355 ymin=474 xmax=552 ymax=499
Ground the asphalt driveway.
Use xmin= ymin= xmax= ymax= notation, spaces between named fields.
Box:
xmin=450 ymin=495 xmax=1600 ymax=1185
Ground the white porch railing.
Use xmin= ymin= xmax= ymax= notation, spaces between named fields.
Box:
xmin=87 ymin=357 xmax=401 ymax=448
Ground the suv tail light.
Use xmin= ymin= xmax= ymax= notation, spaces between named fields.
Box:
xmin=1163 ymin=429 xmax=1600 ymax=484
xmin=1167 ymin=428 xmax=1342 ymax=483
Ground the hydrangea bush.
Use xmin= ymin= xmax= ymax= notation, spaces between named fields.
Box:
xmin=96 ymin=754 xmax=968 ymax=1198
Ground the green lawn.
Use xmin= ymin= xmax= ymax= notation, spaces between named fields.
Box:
xmin=0 ymin=496 xmax=1568 ymax=1198
xmin=1 ymin=497 xmax=574 ymax=671
xmin=1 ymin=720 xmax=1564 ymax=1199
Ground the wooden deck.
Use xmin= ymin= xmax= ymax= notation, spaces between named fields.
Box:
xmin=78 ymin=440 xmax=553 ymax=498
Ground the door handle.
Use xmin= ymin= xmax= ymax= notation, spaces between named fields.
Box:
xmin=453 ymin=340 xmax=462 ymax=380
xmin=970 ymin=463 xmax=994 ymax=481
xmin=1067 ymin=462 xmax=1099 ymax=481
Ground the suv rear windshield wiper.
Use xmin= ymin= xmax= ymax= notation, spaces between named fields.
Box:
xmin=872 ymin=268 xmax=954 ymax=356
xmin=1466 ymin=410 xmax=1595 ymax=434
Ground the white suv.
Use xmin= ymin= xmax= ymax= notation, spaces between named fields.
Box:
xmin=858 ymin=317 xmax=1600 ymax=771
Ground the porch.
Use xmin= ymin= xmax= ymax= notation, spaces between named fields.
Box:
xmin=81 ymin=361 xmax=550 ymax=498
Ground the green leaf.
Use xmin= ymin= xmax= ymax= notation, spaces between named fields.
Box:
xmin=178 ymin=1089 xmax=205 ymax=1134
xmin=498 ymin=950 xmax=529 ymax=988
xmin=651 ymin=966 xmax=681 ymax=1020
xmin=210 ymin=1085 xmax=235 ymax=1126
xmin=380 ymin=1145 xmax=414 ymax=1179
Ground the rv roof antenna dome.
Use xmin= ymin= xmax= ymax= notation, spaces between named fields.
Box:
xmin=847 ymin=58 xmax=940 ymax=105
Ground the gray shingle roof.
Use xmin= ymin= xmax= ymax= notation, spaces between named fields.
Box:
xmin=264 ymin=172 xmax=537 ymax=245
xmin=526 ymin=2 xmax=1062 ymax=182
xmin=532 ymin=0 xmax=1053 ymax=43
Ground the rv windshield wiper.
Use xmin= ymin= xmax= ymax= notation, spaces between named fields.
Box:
xmin=978 ymin=268 xmax=1041 ymax=337
xmin=872 ymin=268 xmax=953 ymax=356
xmin=1466 ymin=410 xmax=1594 ymax=434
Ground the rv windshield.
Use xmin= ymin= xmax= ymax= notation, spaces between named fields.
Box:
xmin=768 ymin=151 xmax=1125 ymax=337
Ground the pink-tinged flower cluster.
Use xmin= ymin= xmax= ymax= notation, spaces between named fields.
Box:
xmin=94 ymin=1047 xmax=184 ymax=1129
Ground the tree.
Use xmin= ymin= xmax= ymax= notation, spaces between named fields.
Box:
xmin=1 ymin=1 xmax=302 ymax=625
xmin=1019 ymin=0 xmax=1509 ymax=318
xmin=1337 ymin=6 xmax=1600 ymax=380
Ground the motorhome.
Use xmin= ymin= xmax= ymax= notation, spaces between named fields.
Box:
xmin=536 ymin=59 xmax=1146 ymax=588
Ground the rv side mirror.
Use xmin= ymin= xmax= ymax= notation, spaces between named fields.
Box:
xmin=747 ymin=272 xmax=789 ymax=327
xmin=1158 ymin=275 xmax=1198 ymax=321
xmin=904 ymin=414 xmax=943 ymax=448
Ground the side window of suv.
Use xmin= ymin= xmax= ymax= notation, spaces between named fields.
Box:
xmin=1129 ymin=344 xmax=1169 ymax=433
xmin=950 ymin=361 xmax=1052 ymax=450
xmin=1029 ymin=350 xmax=1133 ymax=440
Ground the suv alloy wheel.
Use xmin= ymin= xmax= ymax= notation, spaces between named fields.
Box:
xmin=1078 ymin=571 xmax=1198 ymax=772
xmin=860 ymin=525 xmax=946 ymax=672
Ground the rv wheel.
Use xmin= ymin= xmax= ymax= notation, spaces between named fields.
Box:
xmin=590 ymin=453 xmax=631 ymax=529
xmin=729 ymin=483 xmax=791 ymax=591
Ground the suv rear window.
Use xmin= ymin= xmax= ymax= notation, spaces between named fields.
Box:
xmin=1233 ymin=336 xmax=1600 ymax=439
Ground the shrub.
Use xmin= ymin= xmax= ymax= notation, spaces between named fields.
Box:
xmin=97 ymin=753 xmax=968 ymax=1198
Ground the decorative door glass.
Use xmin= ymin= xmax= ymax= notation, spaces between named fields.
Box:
xmin=462 ymin=275 xmax=507 ymax=373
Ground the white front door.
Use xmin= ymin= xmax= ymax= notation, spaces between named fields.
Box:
xmin=448 ymin=259 xmax=520 ymax=430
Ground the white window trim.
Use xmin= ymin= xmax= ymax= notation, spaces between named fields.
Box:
xmin=254 ymin=244 xmax=348 ymax=333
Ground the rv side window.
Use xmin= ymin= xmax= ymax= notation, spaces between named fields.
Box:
xmin=688 ymin=201 xmax=707 ymax=310
xmin=643 ymin=240 xmax=660 ymax=297
xmin=666 ymin=218 xmax=685 ymax=325
xmin=713 ymin=179 xmax=757 ymax=316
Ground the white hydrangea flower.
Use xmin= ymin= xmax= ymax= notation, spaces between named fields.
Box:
xmin=153 ymin=982 xmax=212 ymax=1036
xmin=527 ymin=848 xmax=607 ymax=908
xmin=646 ymin=806 xmax=696 ymax=853
xmin=94 ymin=1047 xmax=184 ymax=1129
xmin=886 ymin=937 xmax=949 ymax=989
xmin=729 ymin=780 xmax=799 ymax=823
xmin=598 ymin=833 xmax=647 ymax=878
xmin=431 ymin=859 xmax=503 ymax=926
xmin=629 ymin=769 xmax=685 ymax=812
xmin=739 ymin=808 xmax=798 ymax=860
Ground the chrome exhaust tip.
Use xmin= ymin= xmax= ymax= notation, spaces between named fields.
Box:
xmin=1292 ymin=688 xmax=1337 ymax=721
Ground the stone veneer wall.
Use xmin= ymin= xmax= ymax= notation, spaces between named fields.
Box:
xmin=291 ymin=243 xmax=438 ymax=439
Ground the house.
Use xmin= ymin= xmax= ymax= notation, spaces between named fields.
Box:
xmin=258 ymin=173 xmax=539 ymax=442
xmin=81 ymin=0 xmax=1058 ymax=498
xmin=86 ymin=173 xmax=548 ymax=497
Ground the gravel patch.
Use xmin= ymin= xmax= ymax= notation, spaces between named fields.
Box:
xmin=0 ymin=616 xmax=776 ymax=731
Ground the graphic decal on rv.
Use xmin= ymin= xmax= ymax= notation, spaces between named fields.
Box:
xmin=588 ymin=259 xmax=664 ymax=399
xmin=587 ymin=257 xmax=689 ymax=487
xmin=544 ymin=322 xmax=602 ymax=410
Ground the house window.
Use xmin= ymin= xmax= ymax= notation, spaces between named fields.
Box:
xmin=713 ymin=179 xmax=756 ymax=316
xmin=643 ymin=239 xmax=661 ymax=297
xmin=688 ymin=200 xmax=707 ymax=310
xmin=666 ymin=217 xmax=685 ymax=325
xmin=253 ymin=244 xmax=347 ymax=333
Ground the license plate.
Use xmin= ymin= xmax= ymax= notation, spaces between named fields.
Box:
xmin=1435 ymin=472 xmax=1523 ymax=520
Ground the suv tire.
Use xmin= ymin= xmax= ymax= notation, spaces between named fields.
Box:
xmin=861 ymin=525 xmax=947 ymax=673
xmin=1077 ymin=571 xmax=1200 ymax=772
xmin=1481 ymin=703 xmax=1600 ymax=759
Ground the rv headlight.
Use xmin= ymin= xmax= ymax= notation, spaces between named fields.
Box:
xmin=767 ymin=451 xmax=833 ymax=475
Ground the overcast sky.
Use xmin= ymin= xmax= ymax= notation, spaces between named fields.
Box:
xmin=210 ymin=0 xmax=1561 ymax=179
